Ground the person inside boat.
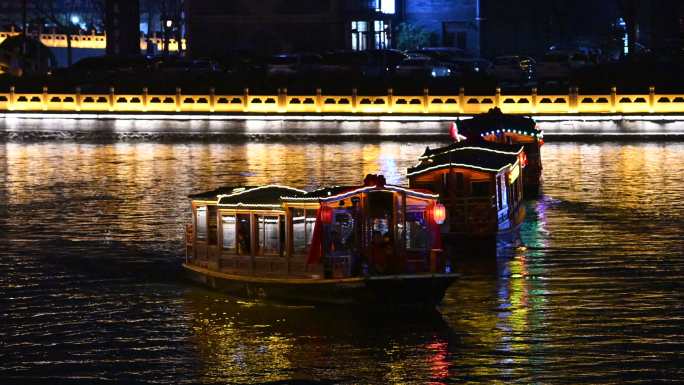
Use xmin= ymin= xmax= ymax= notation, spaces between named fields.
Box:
xmin=236 ymin=215 xmax=251 ymax=255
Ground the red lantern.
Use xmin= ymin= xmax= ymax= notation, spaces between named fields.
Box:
xmin=320 ymin=206 xmax=333 ymax=224
xmin=433 ymin=203 xmax=446 ymax=225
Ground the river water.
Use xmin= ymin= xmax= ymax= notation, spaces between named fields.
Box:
xmin=1 ymin=119 xmax=683 ymax=384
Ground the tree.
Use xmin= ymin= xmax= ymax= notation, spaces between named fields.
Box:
xmin=34 ymin=0 xmax=105 ymax=66
xmin=395 ymin=23 xmax=436 ymax=51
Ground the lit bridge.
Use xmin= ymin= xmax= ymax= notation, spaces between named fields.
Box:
xmin=1 ymin=86 xmax=684 ymax=116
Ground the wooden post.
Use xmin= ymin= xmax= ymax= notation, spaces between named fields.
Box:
xmin=8 ymin=85 xmax=15 ymax=111
xmin=209 ymin=87 xmax=216 ymax=113
xmin=423 ymin=88 xmax=429 ymax=113
xmin=285 ymin=212 xmax=292 ymax=275
xmin=142 ymin=87 xmax=148 ymax=112
xmin=429 ymin=249 xmax=439 ymax=273
xmin=649 ymin=86 xmax=656 ymax=113
xmin=569 ymin=86 xmax=578 ymax=113
xmin=243 ymin=87 xmax=250 ymax=112
xmin=277 ymin=88 xmax=285 ymax=113
xmin=315 ymin=88 xmax=322 ymax=113
xmin=107 ymin=87 xmax=115 ymax=111
xmin=250 ymin=213 xmax=256 ymax=274
xmin=458 ymin=87 xmax=465 ymax=114
xmin=175 ymin=87 xmax=182 ymax=112
xmin=387 ymin=88 xmax=394 ymax=113
xmin=75 ymin=87 xmax=81 ymax=111
xmin=531 ymin=87 xmax=538 ymax=114
xmin=610 ymin=86 xmax=617 ymax=113
xmin=351 ymin=88 xmax=358 ymax=113
xmin=42 ymin=86 xmax=48 ymax=111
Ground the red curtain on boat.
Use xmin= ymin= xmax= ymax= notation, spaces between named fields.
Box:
xmin=306 ymin=208 xmax=324 ymax=265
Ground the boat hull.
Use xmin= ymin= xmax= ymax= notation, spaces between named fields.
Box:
xmin=183 ymin=263 xmax=457 ymax=307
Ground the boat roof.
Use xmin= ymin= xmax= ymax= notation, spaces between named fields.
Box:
xmin=188 ymin=186 xmax=247 ymax=200
xmin=457 ymin=108 xmax=538 ymax=137
xmin=408 ymin=146 xmax=520 ymax=177
xmin=419 ymin=140 xmax=523 ymax=160
xmin=189 ymin=185 xmax=308 ymax=206
xmin=190 ymin=176 xmax=439 ymax=207
xmin=217 ymin=185 xmax=308 ymax=207
xmin=281 ymin=183 xmax=439 ymax=202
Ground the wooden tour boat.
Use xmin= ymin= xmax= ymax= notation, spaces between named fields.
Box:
xmin=455 ymin=107 xmax=543 ymax=197
xmin=184 ymin=174 xmax=458 ymax=306
xmin=407 ymin=141 xmax=526 ymax=240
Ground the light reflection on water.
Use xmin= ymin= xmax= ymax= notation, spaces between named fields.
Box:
xmin=1 ymin=140 xmax=683 ymax=384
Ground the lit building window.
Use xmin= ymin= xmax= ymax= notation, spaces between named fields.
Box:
xmin=372 ymin=0 xmax=395 ymax=14
xmin=351 ymin=20 xmax=368 ymax=51
xmin=374 ymin=20 xmax=390 ymax=49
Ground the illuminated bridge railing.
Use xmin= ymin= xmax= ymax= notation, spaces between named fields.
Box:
xmin=1 ymin=86 xmax=683 ymax=115
xmin=0 ymin=31 xmax=185 ymax=51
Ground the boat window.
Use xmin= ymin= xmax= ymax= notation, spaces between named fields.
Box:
xmin=471 ymin=181 xmax=491 ymax=197
xmin=405 ymin=198 xmax=429 ymax=251
xmin=326 ymin=209 xmax=357 ymax=256
xmin=196 ymin=206 xmax=207 ymax=239
xmin=367 ymin=191 xmax=394 ymax=273
xmin=367 ymin=192 xmax=393 ymax=240
xmin=256 ymin=215 xmax=280 ymax=256
xmin=221 ymin=215 xmax=236 ymax=250
xmin=207 ymin=206 xmax=218 ymax=245
xmin=512 ymin=178 xmax=520 ymax=203
xmin=236 ymin=214 xmax=251 ymax=255
xmin=292 ymin=208 xmax=317 ymax=255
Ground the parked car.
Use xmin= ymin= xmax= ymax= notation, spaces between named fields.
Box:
xmin=322 ymin=49 xmax=408 ymax=79
xmin=152 ymin=56 xmax=222 ymax=74
xmin=408 ymin=47 xmax=492 ymax=74
xmin=266 ymin=53 xmax=323 ymax=78
xmin=490 ymin=55 xmax=535 ymax=83
xmin=394 ymin=56 xmax=452 ymax=78
xmin=536 ymin=50 xmax=590 ymax=82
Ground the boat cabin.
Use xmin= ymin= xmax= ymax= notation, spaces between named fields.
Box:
xmin=185 ymin=175 xmax=447 ymax=280
xmin=456 ymin=107 xmax=543 ymax=196
xmin=407 ymin=142 xmax=525 ymax=239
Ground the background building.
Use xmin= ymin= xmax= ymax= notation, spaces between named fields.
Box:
xmin=185 ymin=0 xmax=399 ymax=57
xmin=403 ymin=0 xmax=481 ymax=56
xmin=105 ymin=0 xmax=140 ymax=56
